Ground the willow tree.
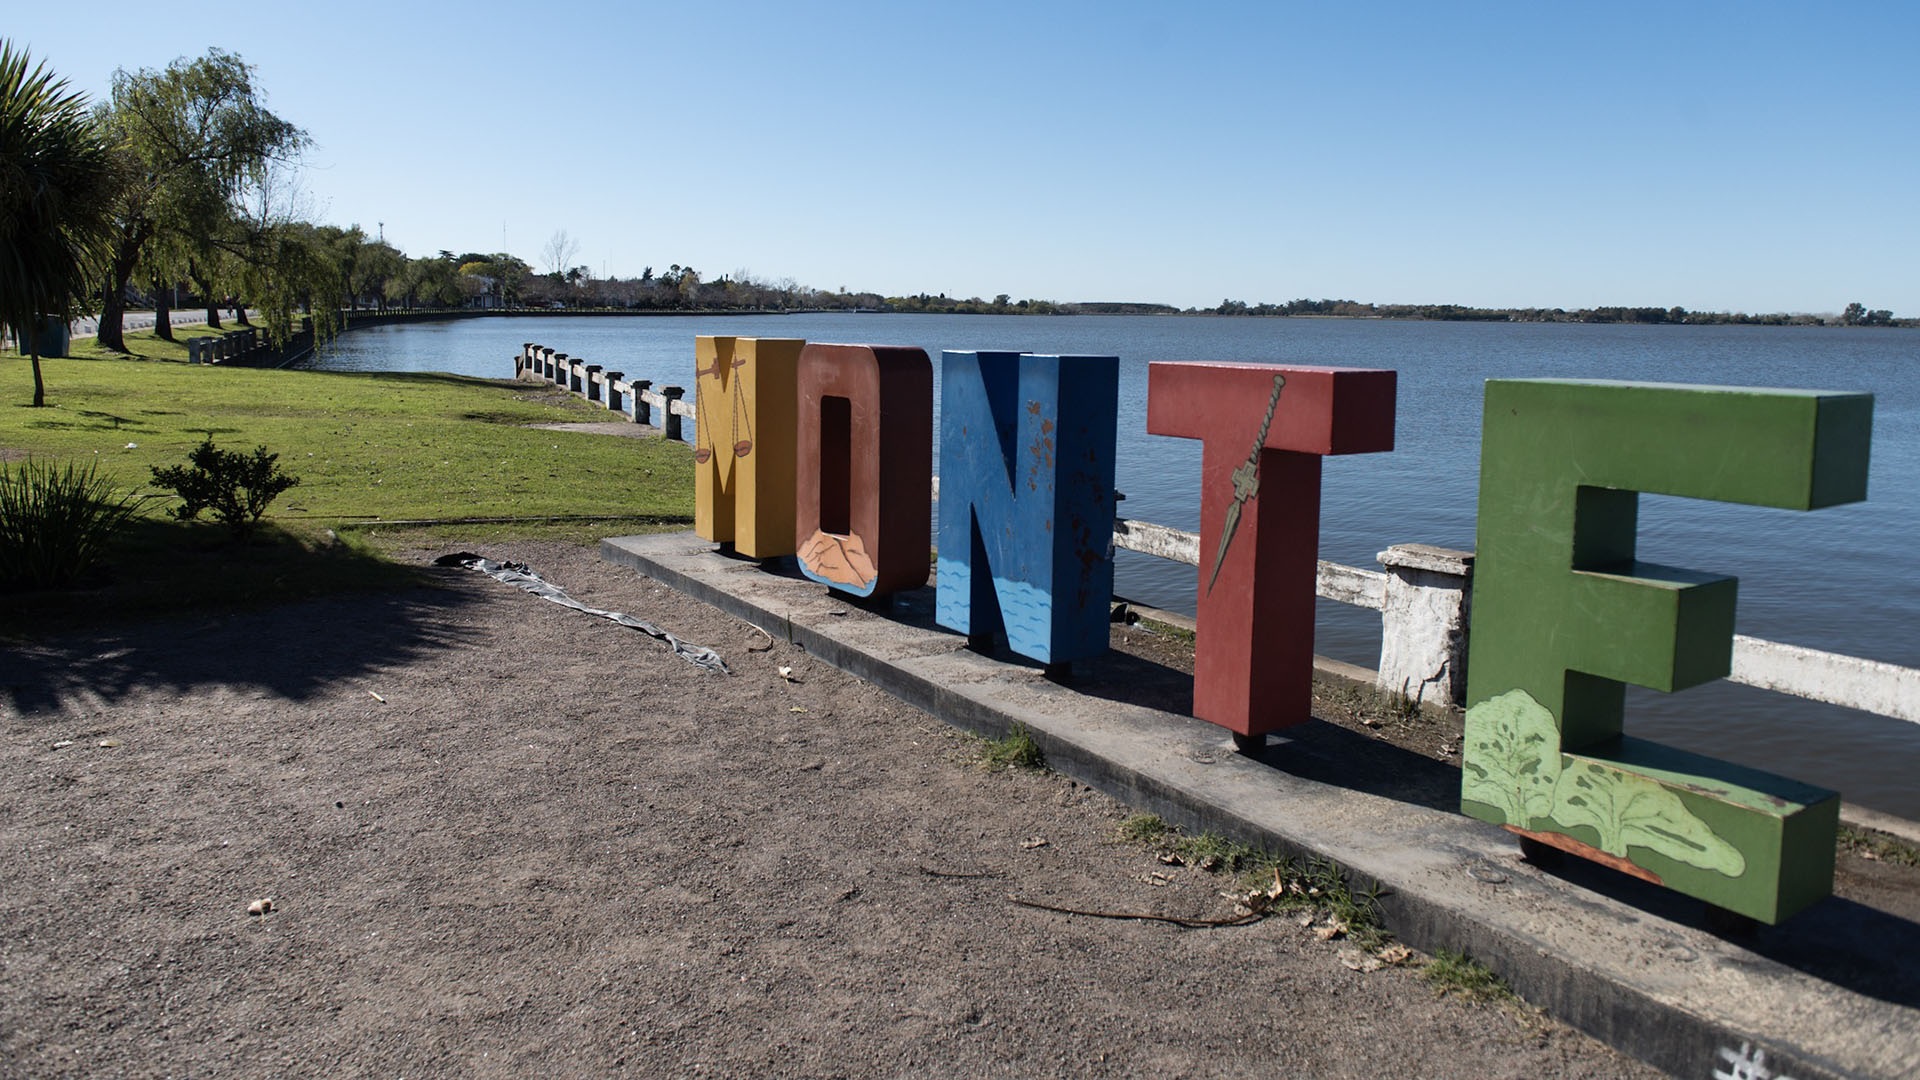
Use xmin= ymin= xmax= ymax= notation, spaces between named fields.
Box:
xmin=96 ymin=49 xmax=305 ymax=353
xmin=0 ymin=41 xmax=118 ymax=406
xmin=231 ymin=217 xmax=344 ymax=346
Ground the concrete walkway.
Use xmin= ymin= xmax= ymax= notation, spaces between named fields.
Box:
xmin=604 ymin=531 xmax=1920 ymax=1080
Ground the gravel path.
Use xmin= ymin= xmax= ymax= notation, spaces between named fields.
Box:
xmin=0 ymin=541 xmax=1663 ymax=1078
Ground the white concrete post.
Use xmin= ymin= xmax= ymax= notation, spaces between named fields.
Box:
xmin=1374 ymin=543 xmax=1474 ymax=708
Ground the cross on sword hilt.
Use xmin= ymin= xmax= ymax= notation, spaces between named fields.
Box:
xmin=1206 ymin=372 xmax=1286 ymax=594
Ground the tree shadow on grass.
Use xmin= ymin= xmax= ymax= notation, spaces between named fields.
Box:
xmin=0 ymin=518 xmax=484 ymax=714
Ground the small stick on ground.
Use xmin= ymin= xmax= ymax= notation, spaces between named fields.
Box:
xmin=1007 ymin=895 xmax=1264 ymax=928
xmin=918 ymin=866 xmax=1005 ymax=879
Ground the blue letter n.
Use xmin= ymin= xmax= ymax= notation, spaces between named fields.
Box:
xmin=936 ymin=351 xmax=1119 ymax=664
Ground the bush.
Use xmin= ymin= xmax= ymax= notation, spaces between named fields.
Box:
xmin=0 ymin=459 xmax=142 ymax=590
xmin=149 ymin=439 xmax=300 ymax=541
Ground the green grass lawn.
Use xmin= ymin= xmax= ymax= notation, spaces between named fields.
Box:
xmin=1 ymin=346 xmax=695 ymax=637
xmin=5 ymin=351 xmax=692 ymax=523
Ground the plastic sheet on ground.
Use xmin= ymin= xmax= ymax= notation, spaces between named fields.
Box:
xmin=434 ymin=552 xmax=730 ymax=674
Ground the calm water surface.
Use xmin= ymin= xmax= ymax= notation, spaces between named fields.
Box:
xmin=309 ymin=314 xmax=1920 ymax=817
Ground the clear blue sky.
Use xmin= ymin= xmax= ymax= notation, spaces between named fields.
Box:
xmin=10 ymin=1 xmax=1916 ymax=314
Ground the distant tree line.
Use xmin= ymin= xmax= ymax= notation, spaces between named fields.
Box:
xmin=359 ymin=251 xmax=1080 ymax=317
xmin=1203 ymin=297 xmax=1912 ymax=327
xmin=885 ymin=293 xmax=1061 ymax=315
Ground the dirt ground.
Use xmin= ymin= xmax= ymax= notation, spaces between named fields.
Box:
xmin=0 ymin=539 xmax=1692 ymax=1079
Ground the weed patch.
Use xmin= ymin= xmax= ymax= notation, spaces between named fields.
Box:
xmin=1321 ymin=681 xmax=1425 ymax=730
xmin=1231 ymin=857 xmax=1394 ymax=951
xmin=1113 ymin=815 xmax=1394 ymax=950
xmin=1138 ymin=616 xmax=1195 ymax=646
xmin=1117 ymin=813 xmax=1173 ymax=846
xmin=1115 ymin=813 xmax=1267 ymax=872
xmin=972 ymin=723 xmax=1046 ymax=771
xmin=1840 ymin=824 xmax=1920 ymax=867
xmin=1420 ymin=948 xmax=1517 ymax=1004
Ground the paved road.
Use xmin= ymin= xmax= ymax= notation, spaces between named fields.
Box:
xmin=67 ymin=309 xmax=243 ymax=338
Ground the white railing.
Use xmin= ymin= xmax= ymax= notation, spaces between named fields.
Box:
xmin=514 ymin=343 xmax=1920 ymax=725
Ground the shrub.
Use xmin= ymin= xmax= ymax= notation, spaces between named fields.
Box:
xmin=149 ymin=439 xmax=300 ymax=541
xmin=0 ymin=459 xmax=142 ymax=590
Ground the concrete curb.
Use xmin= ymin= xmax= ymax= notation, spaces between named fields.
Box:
xmin=604 ymin=532 xmax=1920 ymax=1080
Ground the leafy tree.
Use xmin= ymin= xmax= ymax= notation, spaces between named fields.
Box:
xmin=447 ymin=253 xmax=529 ymax=307
xmin=1839 ymin=302 xmax=1895 ymax=326
xmin=95 ymin=49 xmax=306 ymax=352
xmin=350 ymin=238 xmax=404 ymax=310
xmin=388 ymin=251 xmax=460 ymax=310
xmin=0 ymin=41 xmax=119 ymax=407
xmin=422 ymin=254 xmax=461 ymax=306
xmin=233 ymin=218 xmax=345 ymax=344
xmin=486 ymin=253 xmax=532 ymax=304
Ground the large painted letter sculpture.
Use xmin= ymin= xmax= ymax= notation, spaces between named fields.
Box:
xmin=1147 ymin=363 xmax=1396 ymax=737
xmin=936 ymin=352 xmax=1120 ymax=664
xmin=795 ymin=343 xmax=933 ymax=598
xmin=692 ymin=335 xmax=804 ymax=558
xmin=1463 ymin=379 xmax=1872 ymax=924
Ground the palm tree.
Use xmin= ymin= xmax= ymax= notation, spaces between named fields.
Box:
xmin=0 ymin=41 xmax=119 ymax=406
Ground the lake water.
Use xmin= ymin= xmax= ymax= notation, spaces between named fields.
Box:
xmin=308 ymin=314 xmax=1920 ymax=818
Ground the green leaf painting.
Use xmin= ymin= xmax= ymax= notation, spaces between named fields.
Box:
xmin=1461 ymin=689 xmax=1561 ymax=828
xmin=1462 ymin=689 xmax=1746 ymax=879
xmin=1553 ymin=760 xmax=1746 ymax=877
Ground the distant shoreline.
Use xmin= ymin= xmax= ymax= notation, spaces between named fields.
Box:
xmin=321 ymin=306 xmax=1915 ymax=332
